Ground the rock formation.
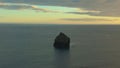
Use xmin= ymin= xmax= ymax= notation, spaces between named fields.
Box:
xmin=54 ymin=32 xmax=70 ymax=49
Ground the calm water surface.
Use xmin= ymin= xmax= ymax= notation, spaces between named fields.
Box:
xmin=0 ymin=24 xmax=120 ymax=68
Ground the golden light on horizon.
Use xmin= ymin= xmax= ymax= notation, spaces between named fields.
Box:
xmin=0 ymin=3 xmax=120 ymax=24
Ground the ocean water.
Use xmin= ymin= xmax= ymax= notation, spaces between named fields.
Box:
xmin=0 ymin=24 xmax=120 ymax=68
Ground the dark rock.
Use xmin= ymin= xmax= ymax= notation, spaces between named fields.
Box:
xmin=54 ymin=32 xmax=70 ymax=49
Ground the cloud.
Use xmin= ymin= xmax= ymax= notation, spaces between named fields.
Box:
xmin=0 ymin=2 xmax=57 ymax=12
xmin=0 ymin=3 xmax=31 ymax=10
xmin=66 ymin=8 xmax=101 ymax=15
xmin=62 ymin=18 xmax=113 ymax=21
xmin=30 ymin=5 xmax=57 ymax=12
xmin=0 ymin=0 xmax=120 ymax=17
xmin=66 ymin=11 xmax=101 ymax=15
xmin=69 ymin=0 xmax=120 ymax=17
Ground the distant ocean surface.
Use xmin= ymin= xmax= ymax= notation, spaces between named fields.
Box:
xmin=0 ymin=24 xmax=120 ymax=68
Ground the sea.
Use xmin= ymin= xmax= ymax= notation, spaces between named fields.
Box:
xmin=0 ymin=24 xmax=120 ymax=68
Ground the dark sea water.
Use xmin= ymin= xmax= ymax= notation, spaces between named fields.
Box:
xmin=0 ymin=24 xmax=120 ymax=68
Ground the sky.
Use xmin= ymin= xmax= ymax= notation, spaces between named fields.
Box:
xmin=0 ymin=0 xmax=120 ymax=24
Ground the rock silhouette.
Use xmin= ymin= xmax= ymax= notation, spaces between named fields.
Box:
xmin=54 ymin=32 xmax=70 ymax=49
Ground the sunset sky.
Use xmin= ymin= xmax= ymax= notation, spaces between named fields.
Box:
xmin=0 ymin=0 xmax=120 ymax=24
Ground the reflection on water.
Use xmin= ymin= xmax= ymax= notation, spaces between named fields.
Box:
xmin=54 ymin=49 xmax=71 ymax=68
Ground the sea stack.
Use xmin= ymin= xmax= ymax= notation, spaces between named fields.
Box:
xmin=54 ymin=32 xmax=70 ymax=49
